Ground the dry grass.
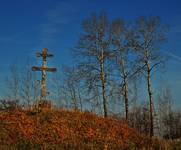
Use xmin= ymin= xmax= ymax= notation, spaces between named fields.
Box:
xmin=0 ymin=108 xmax=180 ymax=150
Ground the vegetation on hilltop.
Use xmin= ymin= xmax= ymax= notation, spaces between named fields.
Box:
xmin=0 ymin=108 xmax=180 ymax=150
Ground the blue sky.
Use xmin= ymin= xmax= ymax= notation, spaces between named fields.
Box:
xmin=0 ymin=0 xmax=181 ymax=108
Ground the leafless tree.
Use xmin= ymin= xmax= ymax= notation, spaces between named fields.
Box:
xmin=74 ymin=13 xmax=113 ymax=117
xmin=128 ymin=16 xmax=168 ymax=137
xmin=50 ymin=74 xmax=64 ymax=108
xmin=5 ymin=64 xmax=21 ymax=102
xmin=128 ymin=102 xmax=150 ymax=134
xmin=110 ymin=19 xmax=130 ymax=120
xmin=110 ymin=19 xmax=142 ymax=120
xmin=110 ymin=19 xmax=145 ymax=121
xmin=62 ymin=66 xmax=84 ymax=111
xmin=157 ymin=86 xmax=181 ymax=139
xmin=21 ymin=63 xmax=36 ymax=108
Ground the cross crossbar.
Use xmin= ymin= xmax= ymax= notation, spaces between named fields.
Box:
xmin=32 ymin=66 xmax=57 ymax=72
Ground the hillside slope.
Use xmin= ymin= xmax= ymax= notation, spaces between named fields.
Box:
xmin=0 ymin=109 xmax=158 ymax=149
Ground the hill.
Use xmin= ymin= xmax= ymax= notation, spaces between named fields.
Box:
xmin=0 ymin=109 xmax=172 ymax=150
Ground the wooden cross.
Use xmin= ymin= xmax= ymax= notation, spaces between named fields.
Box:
xmin=32 ymin=48 xmax=57 ymax=100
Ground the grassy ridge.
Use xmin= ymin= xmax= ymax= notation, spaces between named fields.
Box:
xmin=0 ymin=109 xmax=179 ymax=150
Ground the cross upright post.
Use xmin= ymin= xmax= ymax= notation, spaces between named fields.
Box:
xmin=32 ymin=48 xmax=57 ymax=100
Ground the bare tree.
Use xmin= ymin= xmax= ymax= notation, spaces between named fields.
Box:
xmin=51 ymin=73 xmax=64 ymax=108
xmin=62 ymin=66 xmax=84 ymax=111
xmin=156 ymin=86 xmax=181 ymax=139
xmin=5 ymin=64 xmax=21 ymax=102
xmin=21 ymin=63 xmax=36 ymax=108
xmin=74 ymin=13 xmax=113 ymax=117
xmin=111 ymin=19 xmax=144 ymax=121
xmin=129 ymin=76 xmax=141 ymax=127
xmin=128 ymin=16 xmax=168 ymax=137
xmin=110 ymin=19 xmax=130 ymax=120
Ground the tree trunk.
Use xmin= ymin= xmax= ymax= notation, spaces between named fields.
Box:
xmin=102 ymin=77 xmax=107 ymax=118
xmin=123 ymin=76 xmax=129 ymax=121
xmin=100 ymin=51 xmax=107 ymax=118
xmin=77 ymin=87 xmax=83 ymax=112
xmin=120 ymin=60 xmax=129 ymax=121
xmin=146 ymin=62 xmax=154 ymax=137
xmin=71 ymin=86 xmax=78 ymax=111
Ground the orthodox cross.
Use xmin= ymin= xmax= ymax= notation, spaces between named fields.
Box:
xmin=32 ymin=48 xmax=57 ymax=100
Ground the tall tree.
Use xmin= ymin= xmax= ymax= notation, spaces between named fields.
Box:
xmin=111 ymin=19 xmax=130 ymax=120
xmin=110 ymin=19 xmax=140 ymax=120
xmin=75 ymin=13 xmax=113 ymax=117
xmin=128 ymin=16 xmax=168 ymax=137
xmin=111 ymin=19 xmax=143 ymax=121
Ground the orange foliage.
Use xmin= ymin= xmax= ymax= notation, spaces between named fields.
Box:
xmin=0 ymin=109 xmax=156 ymax=149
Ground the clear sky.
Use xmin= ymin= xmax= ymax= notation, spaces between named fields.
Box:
xmin=0 ymin=0 xmax=181 ymax=108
